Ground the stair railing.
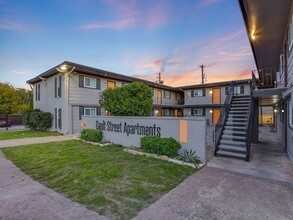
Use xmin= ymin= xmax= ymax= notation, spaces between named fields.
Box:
xmin=244 ymin=73 xmax=257 ymax=161
xmin=214 ymin=81 xmax=235 ymax=156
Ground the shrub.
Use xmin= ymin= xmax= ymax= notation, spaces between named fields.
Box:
xmin=22 ymin=109 xmax=52 ymax=131
xmin=180 ymin=149 xmax=200 ymax=163
xmin=80 ymin=129 xmax=103 ymax=142
xmin=141 ymin=136 xmax=181 ymax=158
xmin=103 ymin=82 xmax=153 ymax=116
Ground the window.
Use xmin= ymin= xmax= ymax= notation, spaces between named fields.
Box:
xmin=164 ymin=91 xmax=171 ymax=99
xmin=55 ymin=76 xmax=62 ymax=97
xmin=289 ymin=101 xmax=293 ymax=128
xmin=107 ymin=81 xmax=116 ymax=89
xmin=225 ymin=87 xmax=229 ymax=95
xmin=234 ymin=86 xmax=244 ymax=95
xmin=84 ymin=108 xmax=97 ymax=116
xmin=35 ymin=84 xmax=40 ymax=101
xmin=164 ymin=109 xmax=170 ymax=116
xmin=194 ymin=109 xmax=203 ymax=116
xmin=191 ymin=89 xmax=205 ymax=97
xmin=84 ymin=77 xmax=96 ymax=88
xmin=176 ymin=93 xmax=181 ymax=100
xmin=55 ymin=108 xmax=62 ymax=129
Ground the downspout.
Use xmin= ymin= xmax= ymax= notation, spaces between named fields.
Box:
xmin=66 ymin=66 xmax=75 ymax=134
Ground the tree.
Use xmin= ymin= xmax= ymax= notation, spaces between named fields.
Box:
xmin=0 ymin=82 xmax=33 ymax=115
xmin=103 ymin=82 xmax=153 ymax=116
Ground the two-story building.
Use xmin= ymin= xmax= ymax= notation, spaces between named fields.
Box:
xmin=178 ymin=80 xmax=251 ymax=125
xmin=27 ymin=61 xmax=184 ymax=134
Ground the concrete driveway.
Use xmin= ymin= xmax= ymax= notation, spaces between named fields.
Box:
xmin=135 ymin=125 xmax=293 ymax=219
xmin=135 ymin=166 xmax=293 ymax=220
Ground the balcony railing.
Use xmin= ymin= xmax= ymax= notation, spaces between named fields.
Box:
xmin=253 ymin=68 xmax=276 ymax=88
xmin=153 ymin=97 xmax=184 ymax=105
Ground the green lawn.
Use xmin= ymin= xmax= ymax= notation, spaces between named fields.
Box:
xmin=1 ymin=140 xmax=196 ymax=219
xmin=0 ymin=130 xmax=61 ymax=140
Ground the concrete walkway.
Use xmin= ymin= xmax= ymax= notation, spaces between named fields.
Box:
xmin=0 ymin=135 xmax=75 ymax=148
xmin=0 ymin=135 xmax=107 ymax=220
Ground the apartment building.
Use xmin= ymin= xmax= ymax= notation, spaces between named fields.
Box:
xmin=179 ymin=80 xmax=251 ymax=124
xmin=27 ymin=61 xmax=252 ymax=134
xmin=236 ymin=0 xmax=293 ymax=162
xmin=27 ymin=61 xmax=183 ymax=134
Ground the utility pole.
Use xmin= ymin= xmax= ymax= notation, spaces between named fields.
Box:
xmin=156 ymin=70 xmax=164 ymax=84
xmin=199 ymin=64 xmax=206 ymax=84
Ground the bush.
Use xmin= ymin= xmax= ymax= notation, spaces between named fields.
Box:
xmin=179 ymin=149 xmax=200 ymax=163
xmin=22 ymin=109 xmax=52 ymax=131
xmin=141 ymin=136 xmax=181 ymax=158
xmin=80 ymin=129 xmax=103 ymax=142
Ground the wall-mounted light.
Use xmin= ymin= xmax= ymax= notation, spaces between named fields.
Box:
xmin=209 ymin=90 xmax=213 ymax=95
xmin=251 ymin=34 xmax=256 ymax=40
xmin=209 ymin=110 xmax=213 ymax=113
xmin=274 ymin=109 xmax=278 ymax=113
xmin=281 ymin=109 xmax=284 ymax=113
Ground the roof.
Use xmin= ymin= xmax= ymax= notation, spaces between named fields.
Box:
xmin=178 ymin=79 xmax=252 ymax=90
xmin=26 ymin=61 xmax=181 ymax=92
xmin=238 ymin=0 xmax=293 ymax=70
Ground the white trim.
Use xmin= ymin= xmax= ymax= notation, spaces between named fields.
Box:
xmin=194 ymin=90 xmax=203 ymax=97
xmin=194 ymin=109 xmax=203 ymax=116
xmin=84 ymin=77 xmax=96 ymax=88
xmin=84 ymin=107 xmax=97 ymax=116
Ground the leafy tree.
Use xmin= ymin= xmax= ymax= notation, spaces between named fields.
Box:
xmin=103 ymin=82 xmax=153 ymax=116
xmin=0 ymin=82 xmax=33 ymax=115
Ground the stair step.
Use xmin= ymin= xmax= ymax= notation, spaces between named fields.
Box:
xmin=226 ymin=122 xmax=246 ymax=126
xmin=218 ymin=144 xmax=247 ymax=152
xmin=222 ymin=134 xmax=246 ymax=140
xmin=231 ymin=104 xmax=249 ymax=108
xmin=217 ymin=150 xmax=246 ymax=159
xmin=229 ymin=111 xmax=248 ymax=114
xmin=224 ymin=126 xmax=246 ymax=131
xmin=228 ymin=114 xmax=247 ymax=117
xmin=232 ymin=100 xmax=249 ymax=103
xmin=220 ymin=139 xmax=246 ymax=146
xmin=227 ymin=118 xmax=246 ymax=122
xmin=223 ymin=130 xmax=246 ymax=135
xmin=230 ymin=107 xmax=249 ymax=110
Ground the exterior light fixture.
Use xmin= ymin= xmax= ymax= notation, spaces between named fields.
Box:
xmin=209 ymin=90 xmax=213 ymax=95
xmin=281 ymin=109 xmax=284 ymax=113
xmin=209 ymin=110 xmax=213 ymax=113
xmin=60 ymin=65 xmax=67 ymax=71
xmin=274 ymin=109 xmax=277 ymax=113
xmin=251 ymin=34 xmax=256 ymax=40
xmin=56 ymin=63 xmax=75 ymax=75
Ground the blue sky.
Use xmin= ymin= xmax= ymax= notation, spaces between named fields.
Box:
xmin=0 ymin=0 xmax=256 ymax=89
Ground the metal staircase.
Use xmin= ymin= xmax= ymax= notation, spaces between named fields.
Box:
xmin=214 ymin=77 xmax=256 ymax=161
xmin=217 ymin=95 xmax=249 ymax=159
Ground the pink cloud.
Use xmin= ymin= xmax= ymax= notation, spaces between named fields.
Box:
xmin=81 ymin=18 xmax=136 ymax=30
xmin=0 ymin=21 xmax=28 ymax=31
xmin=145 ymin=5 xmax=168 ymax=29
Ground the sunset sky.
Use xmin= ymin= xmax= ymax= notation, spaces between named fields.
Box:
xmin=0 ymin=0 xmax=256 ymax=89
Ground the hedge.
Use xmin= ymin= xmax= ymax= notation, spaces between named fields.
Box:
xmin=22 ymin=109 xmax=52 ymax=131
xmin=141 ymin=136 xmax=181 ymax=158
xmin=80 ymin=129 xmax=103 ymax=143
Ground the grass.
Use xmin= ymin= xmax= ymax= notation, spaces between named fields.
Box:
xmin=1 ymin=140 xmax=196 ymax=219
xmin=0 ymin=130 xmax=61 ymax=140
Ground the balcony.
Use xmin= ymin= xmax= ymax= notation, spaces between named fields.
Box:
xmin=253 ymin=68 xmax=277 ymax=89
xmin=153 ymin=97 xmax=184 ymax=106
